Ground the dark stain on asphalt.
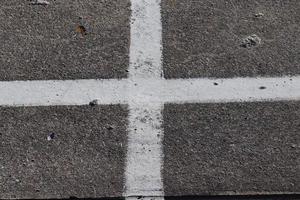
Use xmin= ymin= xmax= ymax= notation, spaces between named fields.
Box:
xmin=259 ymin=86 xmax=267 ymax=90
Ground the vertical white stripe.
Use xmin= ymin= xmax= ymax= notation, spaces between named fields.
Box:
xmin=125 ymin=0 xmax=164 ymax=199
xmin=126 ymin=103 xmax=164 ymax=197
xmin=129 ymin=0 xmax=163 ymax=79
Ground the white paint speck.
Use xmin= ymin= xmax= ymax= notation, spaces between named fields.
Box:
xmin=30 ymin=0 xmax=50 ymax=5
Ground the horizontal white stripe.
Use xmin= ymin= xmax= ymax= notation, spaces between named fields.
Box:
xmin=0 ymin=79 xmax=127 ymax=107
xmin=1 ymin=76 xmax=299 ymax=106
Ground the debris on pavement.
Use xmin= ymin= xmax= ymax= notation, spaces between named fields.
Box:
xmin=106 ymin=125 xmax=115 ymax=131
xmin=254 ymin=12 xmax=264 ymax=18
xmin=240 ymin=34 xmax=262 ymax=48
xmin=89 ymin=99 xmax=98 ymax=107
xmin=30 ymin=0 xmax=50 ymax=5
xmin=169 ymin=0 xmax=176 ymax=8
xmin=47 ymin=133 xmax=55 ymax=141
xmin=76 ymin=25 xmax=88 ymax=36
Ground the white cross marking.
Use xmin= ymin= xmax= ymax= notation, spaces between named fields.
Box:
xmin=0 ymin=0 xmax=300 ymax=199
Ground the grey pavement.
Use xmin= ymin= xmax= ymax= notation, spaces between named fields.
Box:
xmin=0 ymin=0 xmax=130 ymax=81
xmin=0 ymin=0 xmax=300 ymax=199
xmin=162 ymin=0 xmax=300 ymax=79
xmin=0 ymin=105 xmax=128 ymax=199
xmin=163 ymin=101 xmax=300 ymax=196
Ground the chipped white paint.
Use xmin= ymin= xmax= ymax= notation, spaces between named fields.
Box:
xmin=0 ymin=79 xmax=127 ymax=107
xmin=125 ymin=0 xmax=164 ymax=199
xmin=129 ymin=0 xmax=163 ymax=79
xmin=125 ymin=103 xmax=164 ymax=197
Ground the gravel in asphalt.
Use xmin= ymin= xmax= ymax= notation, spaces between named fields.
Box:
xmin=0 ymin=0 xmax=130 ymax=81
xmin=0 ymin=105 xmax=128 ymax=199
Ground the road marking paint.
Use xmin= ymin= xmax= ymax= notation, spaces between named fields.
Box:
xmin=129 ymin=0 xmax=163 ymax=79
xmin=125 ymin=103 xmax=164 ymax=197
xmin=0 ymin=79 xmax=127 ymax=107
xmin=1 ymin=76 xmax=300 ymax=106
xmin=125 ymin=0 xmax=164 ymax=198
xmin=162 ymin=76 xmax=300 ymax=103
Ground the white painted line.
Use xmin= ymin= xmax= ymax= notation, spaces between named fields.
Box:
xmin=125 ymin=0 xmax=164 ymax=199
xmin=126 ymin=76 xmax=300 ymax=104
xmin=129 ymin=0 xmax=163 ymax=79
xmin=125 ymin=103 xmax=164 ymax=196
xmin=1 ymin=76 xmax=300 ymax=105
xmin=162 ymin=76 xmax=300 ymax=104
xmin=0 ymin=79 xmax=127 ymax=107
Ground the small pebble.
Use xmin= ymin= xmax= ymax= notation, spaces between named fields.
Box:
xmin=47 ymin=133 xmax=55 ymax=141
xmin=254 ymin=12 xmax=264 ymax=18
xmin=30 ymin=0 xmax=50 ymax=5
xmin=106 ymin=125 xmax=115 ymax=130
xmin=89 ymin=99 xmax=98 ymax=107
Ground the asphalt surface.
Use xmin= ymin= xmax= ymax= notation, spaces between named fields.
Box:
xmin=163 ymin=101 xmax=300 ymax=196
xmin=0 ymin=105 xmax=128 ymax=199
xmin=162 ymin=0 xmax=300 ymax=78
xmin=0 ymin=0 xmax=130 ymax=81
xmin=0 ymin=0 xmax=300 ymax=199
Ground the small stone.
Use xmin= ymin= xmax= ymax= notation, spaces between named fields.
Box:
xmin=240 ymin=34 xmax=261 ymax=48
xmin=47 ymin=133 xmax=55 ymax=141
xmin=213 ymin=82 xmax=218 ymax=86
xmin=254 ymin=12 xmax=264 ymax=18
xmin=30 ymin=0 xmax=50 ymax=5
xmin=106 ymin=125 xmax=115 ymax=130
xmin=89 ymin=99 xmax=98 ymax=107
xmin=291 ymin=144 xmax=297 ymax=148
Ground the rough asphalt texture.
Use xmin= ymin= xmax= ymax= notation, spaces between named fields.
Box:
xmin=0 ymin=0 xmax=130 ymax=81
xmin=0 ymin=0 xmax=300 ymax=199
xmin=163 ymin=101 xmax=300 ymax=196
xmin=0 ymin=105 xmax=128 ymax=199
xmin=162 ymin=0 xmax=300 ymax=78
